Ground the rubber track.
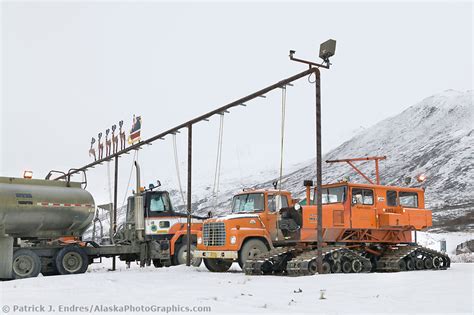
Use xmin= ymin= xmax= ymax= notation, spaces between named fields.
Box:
xmin=286 ymin=246 xmax=372 ymax=276
xmin=376 ymin=245 xmax=450 ymax=272
xmin=243 ymin=246 xmax=298 ymax=275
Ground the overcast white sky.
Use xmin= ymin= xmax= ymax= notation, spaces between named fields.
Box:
xmin=1 ymin=1 xmax=472 ymax=204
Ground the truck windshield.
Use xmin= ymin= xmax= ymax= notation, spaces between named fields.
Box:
xmin=149 ymin=193 xmax=172 ymax=212
xmin=232 ymin=193 xmax=265 ymax=213
xmin=322 ymin=186 xmax=346 ymax=204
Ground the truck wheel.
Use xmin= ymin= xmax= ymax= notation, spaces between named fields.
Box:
xmin=239 ymin=239 xmax=268 ymax=269
xmin=55 ymin=246 xmax=89 ymax=275
xmin=12 ymin=249 xmax=41 ymax=279
xmin=203 ymin=258 xmax=233 ymax=272
xmin=173 ymin=244 xmax=202 ymax=267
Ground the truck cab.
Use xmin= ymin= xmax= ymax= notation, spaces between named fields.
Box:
xmin=194 ymin=189 xmax=295 ymax=272
xmin=124 ymin=189 xmax=205 ymax=266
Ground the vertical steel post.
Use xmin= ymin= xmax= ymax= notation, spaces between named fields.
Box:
xmin=315 ymin=68 xmax=323 ymax=274
xmin=186 ymin=125 xmax=192 ymax=266
xmin=375 ymin=159 xmax=380 ymax=185
xmin=112 ymin=155 xmax=119 ymax=271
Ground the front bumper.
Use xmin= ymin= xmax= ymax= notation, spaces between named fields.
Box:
xmin=194 ymin=250 xmax=238 ymax=260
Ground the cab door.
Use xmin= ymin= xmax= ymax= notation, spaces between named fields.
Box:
xmin=350 ymin=188 xmax=377 ymax=229
xmin=265 ymin=194 xmax=288 ymax=242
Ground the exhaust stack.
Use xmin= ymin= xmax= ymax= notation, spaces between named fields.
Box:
xmin=134 ymin=161 xmax=144 ymax=241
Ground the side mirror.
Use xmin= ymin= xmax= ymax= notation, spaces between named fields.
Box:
xmin=294 ymin=203 xmax=301 ymax=211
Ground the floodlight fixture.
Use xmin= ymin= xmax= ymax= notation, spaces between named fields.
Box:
xmin=289 ymin=39 xmax=336 ymax=69
xmin=319 ymin=39 xmax=336 ymax=62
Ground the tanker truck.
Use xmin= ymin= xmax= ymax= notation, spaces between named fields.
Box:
xmin=0 ymin=163 xmax=204 ymax=280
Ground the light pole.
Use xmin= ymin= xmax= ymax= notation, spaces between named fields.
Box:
xmin=289 ymin=39 xmax=336 ymax=274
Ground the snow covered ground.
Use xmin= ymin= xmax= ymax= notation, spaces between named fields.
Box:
xmin=0 ymin=261 xmax=472 ymax=315
xmin=1 ymin=232 xmax=472 ymax=315
xmin=1 ymin=231 xmax=472 ymax=315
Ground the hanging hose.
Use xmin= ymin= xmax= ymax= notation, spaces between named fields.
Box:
xmin=172 ymin=133 xmax=187 ymax=207
xmin=106 ymin=161 xmax=113 ymax=208
xmin=212 ymin=114 xmax=225 ymax=208
xmin=278 ymin=86 xmax=287 ymax=192
xmin=120 ymin=150 xmax=138 ymax=210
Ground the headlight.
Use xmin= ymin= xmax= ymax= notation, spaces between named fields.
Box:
xmin=197 ymin=237 xmax=202 ymax=245
xmin=230 ymin=236 xmax=237 ymax=245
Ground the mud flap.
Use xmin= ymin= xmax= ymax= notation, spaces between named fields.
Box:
xmin=0 ymin=236 xmax=13 ymax=279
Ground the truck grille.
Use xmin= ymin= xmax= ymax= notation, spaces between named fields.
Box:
xmin=203 ymin=222 xmax=226 ymax=246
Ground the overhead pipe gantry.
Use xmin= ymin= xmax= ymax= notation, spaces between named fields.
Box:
xmin=51 ymin=40 xmax=336 ymax=270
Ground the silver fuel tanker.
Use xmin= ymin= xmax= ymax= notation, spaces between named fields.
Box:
xmin=0 ymin=176 xmax=95 ymax=239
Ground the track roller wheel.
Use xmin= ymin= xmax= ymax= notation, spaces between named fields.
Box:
xmin=424 ymin=257 xmax=433 ymax=269
xmin=331 ymin=262 xmax=341 ymax=273
xmin=351 ymin=260 xmax=363 ymax=273
xmin=398 ymin=259 xmax=407 ymax=271
xmin=415 ymin=259 xmax=424 ymax=270
xmin=321 ymin=261 xmax=331 ymax=274
xmin=432 ymin=256 xmax=441 ymax=269
xmin=406 ymin=259 xmax=415 ymax=271
xmin=308 ymin=260 xmax=318 ymax=275
xmin=331 ymin=251 xmax=341 ymax=261
xmin=342 ymin=260 xmax=352 ymax=273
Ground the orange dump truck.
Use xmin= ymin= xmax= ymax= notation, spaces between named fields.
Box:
xmin=195 ymin=180 xmax=448 ymax=275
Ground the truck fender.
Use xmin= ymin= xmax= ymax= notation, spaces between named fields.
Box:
xmin=169 ymin=230 xmax=199 ymax=255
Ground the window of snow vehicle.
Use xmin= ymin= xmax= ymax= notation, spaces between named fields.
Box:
xmin=387 ymin=190 xmax=398 ymax=206
xmin=321 ymin=186 xmax=346 ymax=204
xmin=149 ymin=192 xmax=172 ymax=212
xmin=399 ymin=191 xmax=418 ymax=208
xmin=267 ymin=195 xmax=289 ymax=212
xmin=351 ymin=188 xmax=374 ymax=205
xmin=232 ymin=193 xmax=265 ymax=213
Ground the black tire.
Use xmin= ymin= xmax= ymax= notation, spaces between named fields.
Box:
xmin=331 ymin=261 xmax=342 ymax=273
xmin=203 ymin=258 xmax=233 ymax=272
xmin=415 ymin=259 xmax=424 ymax=270
xmin=398 ymin=259 xmax=407 ymax=271
xmin=55 ymin=246 xmax=89 ymax=275
xmin=406 ymin=259 xmax=415 ymax=271
xmin=424 ymin=257 xmax=433 ymax=269
xmin=342 ymin=260 xmax=352 ymax=273
xmin=173 ymin=243 xmax=202 ymax=267
xmin=351 ymin=260 xmax=363 ymax=273
xmin=12 ymin=249 xmax=41 ymax=279
xmin=321 ymin=261 xmax=331 ymax=274
xmin=239 ymin=239 xmax=268 ymax=269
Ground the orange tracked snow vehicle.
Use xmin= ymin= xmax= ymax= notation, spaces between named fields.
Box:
xmin=195 ymin=158 xmax=450 ymax=275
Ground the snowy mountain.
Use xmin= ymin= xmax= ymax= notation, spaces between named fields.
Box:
xmin=184 ymin=90 xmax=474 ymax=232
